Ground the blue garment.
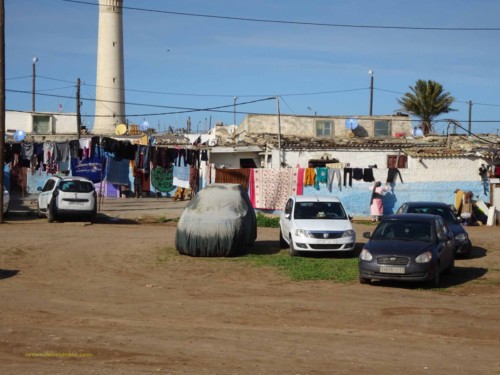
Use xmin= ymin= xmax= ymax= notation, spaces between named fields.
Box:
xmin=106 ymin=156 xmax=130 ymax=185
xmin=70 ymin=157 xmax=106 ymax=183
xmin=315 ymin=167 xmax=328 ymax=190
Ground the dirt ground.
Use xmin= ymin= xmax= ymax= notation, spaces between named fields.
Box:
xmin=0 ymin=211 xmax=499 ymax=374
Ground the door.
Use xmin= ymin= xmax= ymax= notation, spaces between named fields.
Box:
xmin=38 ymin=178 xmax=56 ymax=211
xmin=280 ymin=198 xmax=294 ymax=239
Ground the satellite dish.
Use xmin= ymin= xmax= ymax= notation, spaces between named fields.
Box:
xmin=115 ymin=123 xmax=127 ymax=135
xmin=345 ymin=118 xmax=359 ymax=130
xmin=141 ymin=120 xmax=150 ymax=131
xmin=14 ymin=130 xmax=26 ymax=142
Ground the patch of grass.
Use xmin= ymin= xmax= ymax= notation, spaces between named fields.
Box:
xmin=238 ymin=252 xmax=359 ymax=282
xmin=256 ymin=213 xmax=280 ymax=228
xmin=156 ymin=247 xmax=178 ymax=263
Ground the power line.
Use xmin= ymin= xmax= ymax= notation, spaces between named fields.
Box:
xmin=62 ymin=0 xmax=500 ymax=32
xmin=16 ymin=74 xmax=500 ymax=109
xmin=6 ymin=88 xmax=275 ymax=117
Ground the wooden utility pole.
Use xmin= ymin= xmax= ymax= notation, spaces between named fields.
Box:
xmin=76 ymin=78 xmax=81 ymax=138
xmin=0 ymin=0 xmax=6 ymax=224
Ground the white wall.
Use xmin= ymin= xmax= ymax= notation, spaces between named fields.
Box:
xmin=275 ymin=148 xmax=487 ymax=183
xmin=6 ymin=111 xmax=78 ymax=135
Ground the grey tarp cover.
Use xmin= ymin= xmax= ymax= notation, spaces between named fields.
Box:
xmin=175 ymin=183 xmax=257 ymax=257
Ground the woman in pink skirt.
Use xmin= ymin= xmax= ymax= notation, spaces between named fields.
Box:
xmin=369 ymin=181 xmax=388 ymax=222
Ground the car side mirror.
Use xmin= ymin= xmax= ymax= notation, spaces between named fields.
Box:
xmin=437 ymin=233 xmax=448 ymax=242
xmin=363 ymin=232 xmax=371 ymax=239
xmin=37 ymin=187 xmax=42 ymax=192
xmin=348 ymin=215 xmax=353 ymax=221
xmin=284 ymin=213 xmax=290 ymax=220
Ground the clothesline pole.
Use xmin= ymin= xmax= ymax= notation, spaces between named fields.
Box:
xmin=98 ymin=139 xmax=104 ymax=211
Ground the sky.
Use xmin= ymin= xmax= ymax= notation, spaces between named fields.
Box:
xmin=5 ymin=0 xmax=500 ymax=135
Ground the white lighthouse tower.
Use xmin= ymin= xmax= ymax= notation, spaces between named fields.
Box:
xmin=93 ymin=0 xmax=125 ymax=135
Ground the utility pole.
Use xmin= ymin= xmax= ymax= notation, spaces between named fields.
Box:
xmin=32 ymin=57 xmax=38 ymax=112
xmin=368 ymin=69 xmax=374 ymax=116
xmin=468 ymin=100 xmax=473 ymax=135
xmin=0 ymin=0 xmax=5 ymax=223
xmin=76 ymin=78 xmax=81 ymax=138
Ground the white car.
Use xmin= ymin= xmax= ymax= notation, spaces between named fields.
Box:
xmin=279 ymin=195 xmax=356 ymax=256
xmin=37 ymin=176 xmax=97 ymax=222
xmin=2 ymin=186 xmax=9 ymax=215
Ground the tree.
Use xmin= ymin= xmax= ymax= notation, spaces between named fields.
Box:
xmin=397 ymin=80 xmax=456 ymax=135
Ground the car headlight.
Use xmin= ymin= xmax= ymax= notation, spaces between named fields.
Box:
xmin=295 ymin=229 xmax=309 ymax=238
xmin=342 ymin=229 xmax=355 ymax=238
xmin=359 ymin=249 xmax=373 ymax=261
xmin=455 ymin=233 xmax=468 ymax=241
xmin=415 ymin=251 xmax=432 ymax=263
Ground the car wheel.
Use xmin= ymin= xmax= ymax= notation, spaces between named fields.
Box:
xmin=36 ymin=202 xmax=44 ymax=218
xmin=444 ymin=257 xmax=455 ymax=275
xmin=279 ymin=229 xmax=287 ymax=248
xmin=289 ymin=236 xmax=298 ymax=257
xmin=358 ymin=275 xmax=371 ymax=284
xmin=47 ymin=203 xmax=56 ymax=223
xmin=429 ymin=263 xmax=440 ymax=287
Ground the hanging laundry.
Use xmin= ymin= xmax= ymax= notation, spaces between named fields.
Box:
xmin=215 ymin=168 xmax=251 ymax=191
xmin=387 ymin=168 xmax=404 ymax=184
xmin=251 ymin=168 xmax=300 ymax=210
xmin=315 ymin=167 xmax=328 ymax=190
xmin=304 ymin=168 xmax=316 ymax=187
xmin=106 ymin=156 xmax=130 ymax=185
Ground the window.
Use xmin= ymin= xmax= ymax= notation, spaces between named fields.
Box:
xmin=33 ymin=115 xmax=52 ymax=134
xmin=316 ymin=121 xmax=332 ymax=137
xmin=307 ymin=158 xmax=338 ymax=168
xmin=239 ymin=158 xmax=257 ymax=168
xmin=387 ymin=155 xmax=407 ymax=168
xmin=374 ymin=120 xmax=390 ymax=137
xmin=42 ymin=179 xmax=56 ymax=192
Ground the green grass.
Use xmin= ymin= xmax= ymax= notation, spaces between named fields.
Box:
xmin=255 ymin=213 xmax=280 ymax=228
xmin=237 ymin=251 xmax=359 ymax=282
xmin=156 ymin=244 xmax=359 ymax=283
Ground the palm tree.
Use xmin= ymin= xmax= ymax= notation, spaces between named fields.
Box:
xmin=397 ymin=80 xmax=456 ymax=135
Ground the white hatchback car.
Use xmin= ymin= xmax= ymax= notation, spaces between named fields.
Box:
xmin=37 ymin=176 xmax=97 ymax=222
xmin=279 ymin=195 xmax=356 ymax=256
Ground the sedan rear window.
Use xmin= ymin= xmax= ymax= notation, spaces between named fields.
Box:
xmin=59 ymin=181 xmax=95 ymax=193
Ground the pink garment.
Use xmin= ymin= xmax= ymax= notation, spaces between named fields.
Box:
xmin=296 ymin=168 xmax=304 ymax=195
xmin=249 ymin=168 xmax=256 ymax=207
xmin=370 ymin=186 xmax=387 ymax=216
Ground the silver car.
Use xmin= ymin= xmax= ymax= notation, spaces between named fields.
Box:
xmin=37 ymin=176 xmax=97 ymax=222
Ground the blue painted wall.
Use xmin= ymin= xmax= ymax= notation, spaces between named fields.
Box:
xmin=303 ymin=180 xmax=487 ymax=217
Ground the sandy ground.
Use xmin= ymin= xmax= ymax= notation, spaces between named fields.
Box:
xmin=0 ymin=202 xmax=499 ymax=374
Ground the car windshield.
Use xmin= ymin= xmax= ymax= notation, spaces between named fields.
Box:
xmin=59 ymin=181 xmax=94 ymax=193
xmin=407 ymin=206 xmax=458 ymax=223
xmin=371 ymin=220 xmax=434 ymax=242
xmin=294 ymin=201 xmax=346 ymax=220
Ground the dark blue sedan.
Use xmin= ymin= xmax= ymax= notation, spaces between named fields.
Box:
xmin=358 ymin=214 xmax=455 ymax=287
xmin=396 ymin=201 xmax=472 ymax=257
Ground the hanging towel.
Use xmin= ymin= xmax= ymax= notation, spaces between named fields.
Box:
xmin=304 ymin=168 xmax=316 ymax=186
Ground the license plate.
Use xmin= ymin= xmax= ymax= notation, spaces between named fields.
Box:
xmin=379 ymin=266 xmax=405 ymax=274
xmin=68 ymin=201 xmax=85 ymax=205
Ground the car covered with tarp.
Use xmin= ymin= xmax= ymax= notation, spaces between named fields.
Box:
xmin=175 ymin=183 xmax=257 ymax=257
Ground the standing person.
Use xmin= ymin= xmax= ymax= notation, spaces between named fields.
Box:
xmin=369 ymin=181 xmax=388 ymax=222
xmin=134 ymin=169 xmax=143 ymax=198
